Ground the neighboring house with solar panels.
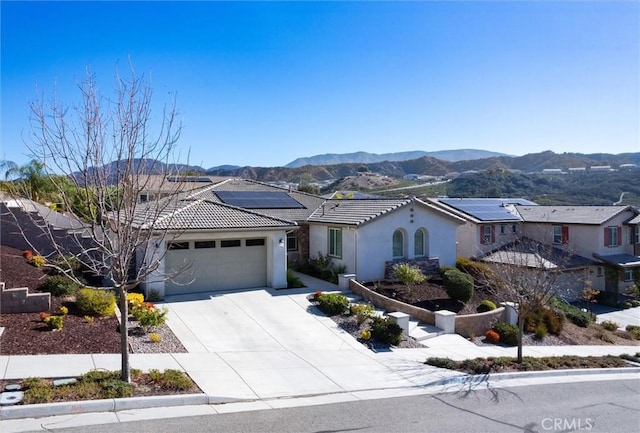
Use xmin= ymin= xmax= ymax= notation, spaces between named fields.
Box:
xmin=427 ymin=198 xmax=536 ymax=259
xmin=306 ymin=198 xmax=465 ymax=283
xmin=515 ymin=205 xmax=640 ymax=294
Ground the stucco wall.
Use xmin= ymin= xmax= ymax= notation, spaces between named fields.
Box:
xmin=454 ymin=308 xmax=506 ymax=338
xmin=309 ymin=203 xmax=461 ymax=283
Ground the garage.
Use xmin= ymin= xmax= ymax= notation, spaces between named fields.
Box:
xmin=164 ymin=238 xmax=267 ymax=295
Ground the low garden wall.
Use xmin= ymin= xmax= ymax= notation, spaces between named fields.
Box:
xmin=454 ymin=308 xmax=506 ymax=338
xmin=349 ymin=279 xmax=436 ymax=325
xmin=0 ymin=282 xmax=51 ymax=314
xmin=348 ymin=279 xmax=505 ymax=337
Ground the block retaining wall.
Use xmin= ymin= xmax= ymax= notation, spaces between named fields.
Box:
xmin=0 ymin=282 xmax=51 ymax=314
xmin=348 ymin=279 xmax=505 ymax=337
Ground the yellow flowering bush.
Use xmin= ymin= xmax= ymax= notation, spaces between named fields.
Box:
xmin=360 ymin=330 xmax=371 ymax=341
xmin=59 ymin=306 xmax=69 ymax=315
xmin=127 ymin=293 xmax=145 ymax=309
xmin=31 ymin=255 xmax=46 ymax=268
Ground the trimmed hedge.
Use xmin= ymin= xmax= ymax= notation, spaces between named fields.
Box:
xmin=442 ymin=268 xmax=474 ymax=303
xmin=492 ymin=322 xmax=518 ymax=346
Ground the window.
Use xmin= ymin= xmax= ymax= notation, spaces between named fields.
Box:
xmin=328 ymin=227 xmax=342 ymax=258
xmin=481 ymin=225 xmax=494 ymax=245
xmin=221 ymin=240 xmax=241 ymax=248
xmin=167 ymin=241 xmax=189 ymax=250
xmin=624 ymin=269 xmax=634 ymax=282
xmin=194 ymin=241 xmax=216 ymax=249
xmin=286 ymin=233 xmax=298 ymax=251
xmin=605 ymin=226 xmax=621 ymax=247
xmin=246 ymin=238 xmax=265 ymax=247
xmin=414 ymin=229 xmax=424 ymax=257
xmin=393 ymin=230 xmax=404 ymax=258
xmin=139 ymin=194 xmax=148 ymax=203
xmin=512 ymin=224 xmax=517 ymax=233
xmin=553 ymin=225 xmax=569 ymax=244
xmin=636 ymin=227 xmax=640 ymax=244
xmin=500 ymin=225 xmax=506 ymax=235
xmin=597 ymin=267 xmax=603 ymax=277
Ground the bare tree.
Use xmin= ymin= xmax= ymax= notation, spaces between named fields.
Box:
xmin=478 ymin=238 xmax=574 ymax=363
xmin=19 ymin=65 xmax=190 ymax=382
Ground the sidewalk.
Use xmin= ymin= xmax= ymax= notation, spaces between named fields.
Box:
xmin=2 ymin=273 xmax=640 ymax=427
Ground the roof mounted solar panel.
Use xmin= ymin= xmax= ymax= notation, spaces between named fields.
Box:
xmin=167 ymin=176 xmax=213 ymax=183
xmin=215 ymin=191 xmax=305 ymax=209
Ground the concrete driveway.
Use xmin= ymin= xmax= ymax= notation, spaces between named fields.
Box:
xmin=161 ymin=279 xmax=460 ymax=401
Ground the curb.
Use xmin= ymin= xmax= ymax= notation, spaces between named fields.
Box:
xmin=427 ymin=366 xmax=640 ymax=388
xmin=3 ymin=367 xmax=640 ymax=421
xmin=0 ymin=393 xmax=243 ymax=421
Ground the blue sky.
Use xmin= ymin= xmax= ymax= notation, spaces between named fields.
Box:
xmin=1 ymin=1 xmax=638 ymax=169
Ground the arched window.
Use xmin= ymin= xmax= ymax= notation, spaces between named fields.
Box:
xmin=414 ymin=229 xmax=425 ymax=257
xmin=392 ymin=230 xmax=404 ymax=258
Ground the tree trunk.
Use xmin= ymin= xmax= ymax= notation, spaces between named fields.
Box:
xmin=119 ymin=289 xmax=130 ymax=383
xmin=517 ymin=316 xmax=524 ymax=363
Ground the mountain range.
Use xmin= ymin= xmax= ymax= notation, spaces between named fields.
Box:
xmin=205 ymin=150 xmax=640 ymax=183
xmin=283 ymin=149 xmax=507 ymax=168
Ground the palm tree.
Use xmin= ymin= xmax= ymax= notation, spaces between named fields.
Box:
xmin=0 ymin=159 xmax=51 ymax=201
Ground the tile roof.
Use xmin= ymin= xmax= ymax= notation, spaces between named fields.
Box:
xmin=515 ymin=205 xmax=632 ymax=225
xmin=307 ymin=198 xmax=464 ymax=226
xmin=150 ymin=199 xmax=297 ymax=231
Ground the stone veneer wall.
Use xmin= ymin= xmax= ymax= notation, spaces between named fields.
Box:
xmin=0 ymin=282 xmax=51 ymax=313
xmin=383 ymin=257 xmax=440 ymax=281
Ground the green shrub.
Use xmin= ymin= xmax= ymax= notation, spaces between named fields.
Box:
xmin=492 ymin=322 xmax=519 ymax=346
xmin=44 ymin=315 xmax=64 ymax=330
xmin=549 ymin=297 xmax=594 ymax=328
xmin=393 ymin=263 xmax=426 ymax=286
xmin=631 ymin=300 xmax=640 ymax=308
xmin=601 ymin=320 xmax=619 ymax=331
xmin=425 ymin=357 xmax=458 ymax=370
xmin=76 ymin=288 xmax=116 ymax=317
xmin=317 ymin=293 xmax=349 ymax=316
xmin=148 ymin=369 xmax=193 ymax=391
xmin=534 ymin=322 xmax=548 ymax=340
xmin=131 ymin=302 xmax=168 ymax=332
xmin=370 ymin=316 xmax=403 ymax=346
xmin=442 ymin=268 xmax=474 ymax=303
xmin=51 ymin=254 xmax=82 ymax=274
xmin=38 ymin=275 xmax=82 ymax=297
xmin=456 ymin=257 xmax=495 ymax=283
xmin=350 ymin=303 xmax=375 ymax=324
xmin=626 ymin=325 xmax=640 ymax=340
xmin=477 ymin=299 xmax=497 ymax=313
xmin=100 ymin=380 xmax=133 ymax=398
xmin=287 ymin=269 xmax=305 ymax=288
xmin=146 ymin=290 xmax=162 ymax=302
xmin=524 ymin=308 xmax=564 ymax=335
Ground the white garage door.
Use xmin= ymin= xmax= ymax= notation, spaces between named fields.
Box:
xmin=165 ymin=238 xmax=267 ymax=295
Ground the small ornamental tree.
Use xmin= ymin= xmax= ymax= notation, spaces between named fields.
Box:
xmin=7 ymin=64 xmax=192 ymax=383
xmin=478 ymin=239 xmax=572 ymax=363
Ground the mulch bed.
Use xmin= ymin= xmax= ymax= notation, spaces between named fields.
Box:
xmin=366 ymin=280 xmax=490 ymax=315
xmin=1 ymin=244 xmax=186 ymax=356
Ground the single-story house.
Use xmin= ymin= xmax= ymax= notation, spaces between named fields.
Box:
xmin=306 ymin=197 xmax=465 ymax=282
